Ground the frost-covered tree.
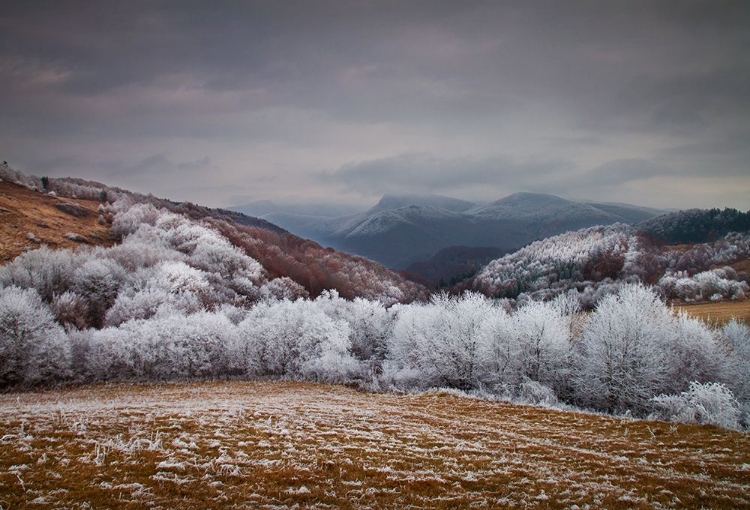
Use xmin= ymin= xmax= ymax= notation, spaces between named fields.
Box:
xmin=314 ymin=292 xmax=392 ymax=363
xmin=721 ymin=320 xmax=750 ymax=407
xmin=235 ymin=299 xmax=357 ymax=382
xmin=387 ymin=293 xmax=509 ymax=390
xmin=512 ymin=301 xmax=572 ymax=393
xmin=576 ymin=284 xmax=672 ymax=414
xmin=662 ymin=312 xmax=728 ymax=395
xmin=0 ymin=287 xmax=71 ymax=386
xmin=414 ymin=293 xmax=493 ymax=390
xmin=72 ymin=257 xmax=127 ymax=327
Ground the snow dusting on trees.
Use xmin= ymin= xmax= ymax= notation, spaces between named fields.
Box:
xmin=1 ymin=166 xmax=749 ymax=430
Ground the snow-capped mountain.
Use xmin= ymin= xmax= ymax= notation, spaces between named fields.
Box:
xmin=233 ymin=192 xmax=665 ymax=269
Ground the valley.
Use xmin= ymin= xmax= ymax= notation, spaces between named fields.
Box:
xmin=233 ymin=193 xmax=666 ymax=270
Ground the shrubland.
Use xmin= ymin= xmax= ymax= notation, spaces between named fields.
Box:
xmin=1 ymin=164 xmax=749 ymax=430
xmin=470 ymin=225 xmax=749 ymax=307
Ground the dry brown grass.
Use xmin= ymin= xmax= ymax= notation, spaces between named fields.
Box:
xmin=0 ymin=181 xmax=113 ymax=262
xmin=1 ymin=381 xmax=748 ymax=509
xmin=728 ymin=258 xmax=750 ymax=274
xmin=676 ymin=300 xmax=750 ymax=325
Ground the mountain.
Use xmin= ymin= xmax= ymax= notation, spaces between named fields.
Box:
xmin=368 ymin=194 xmax=476 ymax=214
xmin=585 ymin=201 xmax=665 ymax=224
xmin=247 ymin=192 xmax=665 ymax=269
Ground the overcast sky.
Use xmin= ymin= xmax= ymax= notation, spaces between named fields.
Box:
xmin=1 ymin=1 xmax=749 ymax=210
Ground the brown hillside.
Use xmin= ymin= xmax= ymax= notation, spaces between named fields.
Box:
xmin=0 ymin=180 xmax=113 ymax=262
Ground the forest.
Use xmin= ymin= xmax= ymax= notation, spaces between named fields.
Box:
xmin=1 ymin=165 xmax=749 ymax=430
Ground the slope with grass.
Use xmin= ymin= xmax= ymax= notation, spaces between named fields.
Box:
xmin=677 ymin=300 xmax=750 ymax=325
xmin=0 ymin=180 xmax=113 ymax=262
xmin=1 ymin=381 xmax=749 ymax=509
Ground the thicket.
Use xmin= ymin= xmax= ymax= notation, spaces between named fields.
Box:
xmin=638 ymin=207 xmax=750 ymax=244
xmin=1 ymin=164 xmax=749 ymax=429
xmin=2 ymin=212 xmax=749 ymax=429
xmin=471 ymin=225 xmax=750 ymax=307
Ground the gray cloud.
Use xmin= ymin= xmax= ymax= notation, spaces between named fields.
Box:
xmin=581 ymin=159 xmax=671 ymax=187
xmin=0 ymin=1 xmax=749 ymax=210
xmin=322 ymin=153 xmax=573 ymax=198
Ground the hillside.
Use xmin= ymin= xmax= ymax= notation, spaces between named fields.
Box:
xmin=2 ymin=381 xmax=748 ymax=509
xmin=639 ymin=208 xmax=750 ymax=244
xmin=469 ymin=224 xmax=750 ymax=307
xmin=0 ymin=164 xmax=427 ymax=304
xmin=0 ymin=180 xmax=114 ymax=262
xmin=255 ymin=192 xmax=664 ymax=269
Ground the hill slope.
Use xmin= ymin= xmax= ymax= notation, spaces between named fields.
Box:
xmin=0 ymin=164 xmax=427 ymax=304
xmin=469 ymin=222 xmax=750 ymax=307
xmin=0 ymin=180 xmax=114 ymax=261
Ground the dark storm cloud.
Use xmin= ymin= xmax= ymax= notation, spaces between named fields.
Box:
xmin=1 ymin=1 xmax=749 ymax=209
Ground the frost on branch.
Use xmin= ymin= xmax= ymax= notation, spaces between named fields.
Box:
xmin=651 ymin=382 xmax=741 ymax=430
xmin=0 ymin=286 xmax=71 ymax=386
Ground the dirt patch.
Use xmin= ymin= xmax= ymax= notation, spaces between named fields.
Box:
xmin=0 ymin=180 xmax=113 ymax=261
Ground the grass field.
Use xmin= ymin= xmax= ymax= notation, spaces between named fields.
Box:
xmin=676 ymin=299 xmax=750 ymax=325
xmin=1 ymin=381 xmax=749 ymax=509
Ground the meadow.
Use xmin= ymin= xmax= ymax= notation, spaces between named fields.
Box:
xmin=1 ymin=380 xmax=749 ymax=509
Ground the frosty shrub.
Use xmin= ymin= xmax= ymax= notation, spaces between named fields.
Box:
xmin=651 ymin=382 xmax=741 ymax=430
xmin=52 ymin=291 xmax=89 ymax=330
xmin=0 ymin=246 xmax=79 ymax=302
xmin=576 ymin=284 xmax=672 ymax=415
xmin=85 ymin=312 xmax=237 ymax=381
xmin=658 ymin=268 xmax=749 ymax=302
xmin=661 ymin=312 xmax=728 ymax=395
xmin=72 ymin=258 xmax=127 ymax=327
xmin=235 ymin=299 xmax=358 ymax=382
xmin=0 ymin=287 xmax=71 ymax=387
xmin=259 ymin=277 xmax=309 ymax=301
xmin=517 ymin=380 xmax=559 ymax=406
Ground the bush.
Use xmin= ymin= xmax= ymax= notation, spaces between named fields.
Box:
xmin=0 ymin=287 xmax=71 ymax=387
xmin=651 ymin=382 xmax=741 ymax=430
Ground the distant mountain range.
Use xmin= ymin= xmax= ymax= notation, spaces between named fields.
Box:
xmin=232 ymin=193 xmax=665 ymax=269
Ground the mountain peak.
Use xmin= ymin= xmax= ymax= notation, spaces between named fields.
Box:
xmin=371 ymin=194 xmax=475 ymax=214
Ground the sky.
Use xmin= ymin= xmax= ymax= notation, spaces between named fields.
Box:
xmin=1 ymin=0 xmax=749 ymax=210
